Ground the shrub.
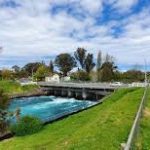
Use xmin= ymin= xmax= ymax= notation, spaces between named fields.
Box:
xmin=71 ymin=70 xmax=90 ymax=81
xmin=0 ymin=89 xmax=10 ymax=135
xmin=10 ymin=116 xmax=43 ymax=136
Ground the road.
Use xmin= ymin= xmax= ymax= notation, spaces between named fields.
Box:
xmin=38 ymin=82 xmax=124 ymax=90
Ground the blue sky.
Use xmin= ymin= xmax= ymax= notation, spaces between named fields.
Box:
xmin=0 ymin=0 xmax=150 ymax=70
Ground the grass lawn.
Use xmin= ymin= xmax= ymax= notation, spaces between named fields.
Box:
xmin=134 ymin=87 xmax=150 ymax=150
xmin=0 ymin=80 xmax=39 ymax=95
xmin=0 ymin=88 xmax=144 ymax=150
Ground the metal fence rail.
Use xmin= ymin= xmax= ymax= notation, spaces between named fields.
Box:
xmin=123 ymin=84 xmax=149 ymax=150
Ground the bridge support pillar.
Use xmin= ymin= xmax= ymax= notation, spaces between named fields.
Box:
xmin=68 ymin=89 xmax=73 ymax=97
xmin=54 ymin=90 xmax=61 ymax=96
xmin=75 ymin=92 xmax=82 ymax=99
xmin=82 ymin=89 xmax=87 ymax=100
xmin=96 ymin=94 xmax=100 ymax=100
xmin=61 ymin=90 xmax=67 ymax=97
xmin=54 ymin=90 xmax=57 ymax=95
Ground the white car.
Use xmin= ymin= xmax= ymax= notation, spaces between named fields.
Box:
xmin=110 ymin=82 xmax=122 ymax=87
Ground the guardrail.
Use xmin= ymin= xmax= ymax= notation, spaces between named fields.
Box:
xmin=122 ymin=84 xmax=149 ymax=150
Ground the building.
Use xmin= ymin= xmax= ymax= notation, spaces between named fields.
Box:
xmin=45 ymin=74 xmax=60 ymax=83
xmin=129 ymin=82 xmax=146 ymax=87
xmin=61 ymin=76 xmax=71 ymax=82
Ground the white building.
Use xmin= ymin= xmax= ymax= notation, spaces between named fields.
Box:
xmin=61 ymin=76 xmax=71 ymax=82
xmin=45 ymin=74 xmax=60 ymax=83
xmin=129 ymin=82 xmax=146 ymax=87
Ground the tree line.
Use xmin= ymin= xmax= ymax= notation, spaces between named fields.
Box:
xmin=0 ymin=47 xmax=146 ymax=82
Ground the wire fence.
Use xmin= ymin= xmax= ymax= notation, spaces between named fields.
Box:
xmin=122 ymin=84 xmax=149 ymax=150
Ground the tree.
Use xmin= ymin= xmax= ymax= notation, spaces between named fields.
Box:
xmin=97 ymin=51 xmax=102 ymax=70
xmin=122 ymin=70 xmax=144 ymax=83
xmin=16 ymin=69 xmax=28 ymax=78
xmin=100 ymin=62 xmax=117 ymax=82
xmin=97 ymin=51 xmax=102 ymax=81
xmin=84 ymin=53 xmax=95 ymax=73
xmin=0 ymin=89 xmax=10 ymax=134
xmin=1 ymin=69 xmax=14 ymax=80
xmin=74 ymin=48 xmax=87 ymax=69
xmin=71 ymin=70 xmax=90 ymax=81
xmin=49 ymin=60 xmax=54 ymax=73
xmin=98 ymin=53 xmax=117 ymax=82
xmin=12 ymin=65 xmax=20 ymax=72
xmin=104 ymin=53 xmax=114 ymax=63
xmin=55 ymin=53 xmax=76 ymax=76
xmin=113 ymin=71 xmax=122 ymax=81
xmin=35 ymin=65 xmax=51 ymax=81
xmin=23 ymin=62 xmax=42 ymax=76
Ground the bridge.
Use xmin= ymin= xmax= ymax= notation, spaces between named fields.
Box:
xmin=38 ymin=82 xmax=119 ymax=100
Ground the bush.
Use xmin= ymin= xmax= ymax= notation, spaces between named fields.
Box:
xmin=10 ymin=116 xmax=43 ymax=136
xmin=71 ymin=70 xmax=90 ymax=81
xmin=0 ymin=89 xmax=10 ymax=134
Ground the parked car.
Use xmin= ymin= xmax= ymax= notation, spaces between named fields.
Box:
xmin=110 ymin=82 xmax=122 ymax=87
xmin=18 ymin=78 xmax=37 ymax=86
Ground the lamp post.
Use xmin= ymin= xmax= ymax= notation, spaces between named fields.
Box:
xmin=144 ymin=59 xmax=148 ymax=86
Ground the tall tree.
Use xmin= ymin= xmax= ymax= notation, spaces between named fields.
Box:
xmin=55 ymin=53 xmax=76 ymax=76
xmin=97 ymin=51 xmax=102 ymax=81
xmin=84 ymin=53 xmax=95 ymax=73
xmin=74 ymin=48 xmax=87 ymax=69
xmin=49 ymin=60 xmax=54 ymax=73
xmin=97 ymin=51 xmax=102 ymax=70
xmin=104 ymin=53 xmax=114 ymax=63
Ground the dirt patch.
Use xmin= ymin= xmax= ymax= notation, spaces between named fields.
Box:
xmin=143 ymin=107 xmax=150 ymax=118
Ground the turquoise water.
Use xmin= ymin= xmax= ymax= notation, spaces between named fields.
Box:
xmin=8 ymin=96 xmax=97 ymax=123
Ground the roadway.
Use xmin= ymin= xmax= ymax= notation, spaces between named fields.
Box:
xmin=38 ymin=82 xmax=122 ymax=90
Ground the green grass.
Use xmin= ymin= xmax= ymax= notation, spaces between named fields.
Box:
xmin=134 ymin=88 xmax=150 ymax=150
xmin=0 ymin=88 xmax=144 ymax=150
xmin=0 ymin=80 xmax=39 ymax=95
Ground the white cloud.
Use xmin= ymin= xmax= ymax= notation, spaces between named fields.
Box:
xmin=0 ymin=0 xmax=150 ymax=69
xmin=79 ymin=0 xmax=103 ymax=16
xmin=108 ymin=0 xmax=138 ymax=12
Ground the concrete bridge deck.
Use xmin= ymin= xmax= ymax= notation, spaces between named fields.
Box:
xmin=38 ymin=82 xmax=118 ymax=90
xmin=38 ymin=82 xmax=120 ymax=100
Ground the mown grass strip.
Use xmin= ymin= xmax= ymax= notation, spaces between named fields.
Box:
xmin=0 ymin=88 xmax=144 ymax=150
xmin=124 ymin=86 xmax=148 ymax=150
xmin=134 ymin=87 xmax=150 ymax=150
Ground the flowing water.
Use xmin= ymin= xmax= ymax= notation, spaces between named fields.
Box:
xmin=8 ymin=96 xmax=97 ymax=123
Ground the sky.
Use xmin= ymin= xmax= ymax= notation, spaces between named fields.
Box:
xmin=0 ymin=0 xmax=150 ymax=71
